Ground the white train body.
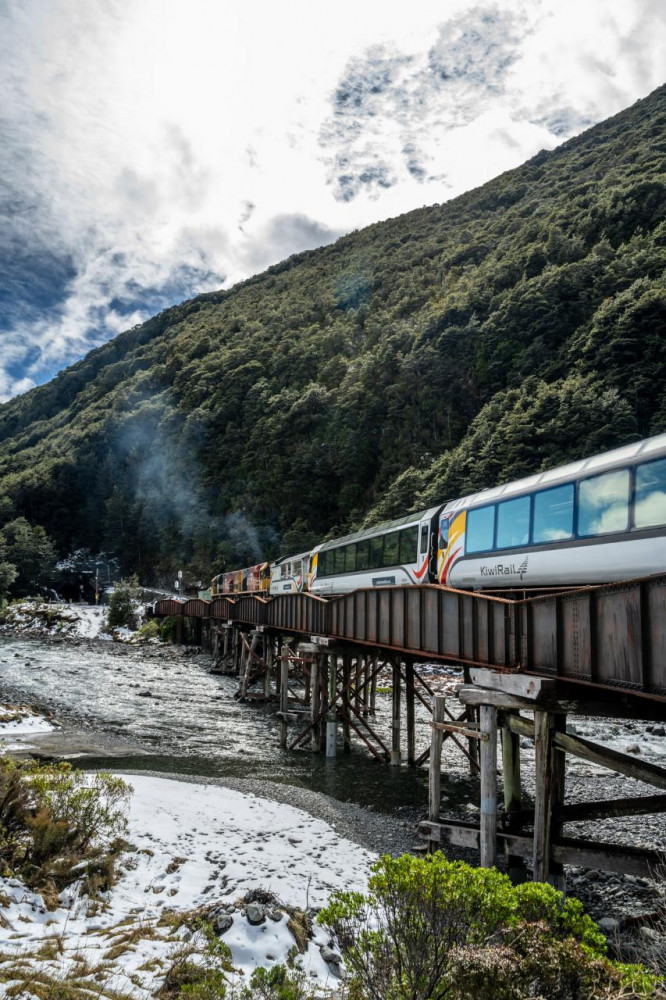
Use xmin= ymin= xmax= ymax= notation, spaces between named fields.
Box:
xmin=438 ymin=433 xmax=666 ymax=589
xmin=216 ymin=433 xmax=666 ymax=598
xmin=269 ymin=550 xmax=311 ymax=595
xmin=308 ymin=507 xmax=441 ymax=597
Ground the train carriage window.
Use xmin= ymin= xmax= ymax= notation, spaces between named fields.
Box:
xmin=466 ymin=506 xmax=495 ymax=554
xmin=635 ymin=458 xmax=666 ymax=528
xmin=496 ymin=496 xmax=531 ymax=549
xmin=317 ymin=552 xmax=327 ymax=577
xmin=383 ymin=531 xmax=400 ymax=566
xmin=369 ymin=535 xmax=384 ymax=569
xmin=334 ymin=547 xmax=346 ymax=573
xmin=356 ymin=539 xmax=370 ymax=572
xmin=420 ymin=524 xmax=429 ymax=554
xmin=400 ymin=525 xmax=419 ymax=564
xmin=533 ymin=484 xmax=574 ymax=542
xmin=578 ymin=469 xmax=630 ymax=536
xmin=345 ymin=544 xmax=357 ymax=572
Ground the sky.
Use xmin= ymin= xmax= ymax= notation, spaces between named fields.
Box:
xmin=1 ymin=0 xmax=665 ymax=402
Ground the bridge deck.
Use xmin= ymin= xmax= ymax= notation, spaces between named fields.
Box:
xmin=154 ymin=573 xmax=666 ymax=704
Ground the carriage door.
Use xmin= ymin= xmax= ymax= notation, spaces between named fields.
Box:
xmin=419 ymin=521 xmax=430 ymax=581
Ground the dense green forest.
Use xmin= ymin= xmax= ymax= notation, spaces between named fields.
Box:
xmin=0 ymin=84 xmax=665 ymax=588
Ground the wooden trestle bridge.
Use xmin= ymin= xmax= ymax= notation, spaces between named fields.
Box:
xmin=154 ymin=574 xmax=666 ymax=887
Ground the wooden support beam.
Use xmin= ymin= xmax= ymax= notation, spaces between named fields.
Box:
xmin=433 ymin=722 xmax=487 ymax=741
xmin=461 ymin=685 xmax=666 ymax=722
xmin=479 ymin=704 xmax=498 ymax=868
xmin=406 ymin=659 xmax=416 ymax=766
xmin=362 ymin=656 xmax=371 ymax=716
xmin=391 ymin=658 xmax=401 ymax=766
xmin=560 ymin=793 xmax=666 ymax=822
xmin=458 ymin=686 xmax=575 ymax=713
xmin=463 ymin=666 xmax=479 ymax=774
xmin=326 ymin=653 xmax=337 ymax=757
xmin=279 ymin=651 xmax=289 ymax=748
xmin=429 ymin=697 xmax=447 ymax=830
xmin=501 ymin=713 xmax=526 ymax=884
xmin=342 ymin=655 xmax=352 ymax=754
xmin=370 ymin=654 xmax=378 ymax=714
xmin=354 ymin=656 xmax=363 ymax=714
xmin=533 ymin=710 xmax=554 ymax=883
xmin=553 ymin=730 xmax=666 ymax=791
xmin=469 ymin=667 xmax=558 ymax=700
xmin=263 ymin=636 xmax=273 ymax=698
xmin=417 ymin=820 xmax=663 ymax=878
xmin=311 ymin=655 xmax=320 ymax=751
xmin=550 ymin=714 xmax=566 ymax=891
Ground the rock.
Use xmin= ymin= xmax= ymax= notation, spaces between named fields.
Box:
xmin=268 ymin=908 xmax=283 ymax=922
xmin=598 ymin=918 xmax=620 ymax=935
xmin=137 ymin=690 xmax=153 ymax=697
xmin=320 ymin=946 xmax=342 ymax=965
xmin=652 ymin=725 xmax=665 ymax=736
xmin=246 ymin=902 xmax=265 ymax=925
xmin=625 ymin=744 xmax=641 ymax=754
xmin=213 ymin=912 xmax=233 ymax=934
xmin=566 ymin=723 xmax=578 ymax=735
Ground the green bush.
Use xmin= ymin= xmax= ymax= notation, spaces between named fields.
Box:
xmin=160 ymin=615 xmax=178 ymax=643
xmin=318 ymin=853 xmax=659 ymax=1000
xmin=106 ymin=575 xmax=141 ymax=629
xmin=239 ymin=964 xmax=318 ymax=999
xmin=0 ymin=758 xmax=131 ymax=899
xmin=132 ymin=618 xmax=161 ymax=642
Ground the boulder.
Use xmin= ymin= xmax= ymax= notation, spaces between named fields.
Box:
xmin=214 ymin=912 xmax=233 ymax=934
xmin=320 ymin=945 xmax=342 ymax=965
xmin=246 ymin=902 xmax=265 ymax=925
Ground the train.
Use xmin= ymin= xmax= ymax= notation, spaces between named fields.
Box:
xmin=210 ymin=433 xmax=666 ymax=597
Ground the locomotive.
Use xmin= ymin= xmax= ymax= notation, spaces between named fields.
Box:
xmin=211 ymin=433 xmax=666 ymax=597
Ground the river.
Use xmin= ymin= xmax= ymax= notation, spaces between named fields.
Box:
xmin=0 ymin=633 xmax=438 ymax=814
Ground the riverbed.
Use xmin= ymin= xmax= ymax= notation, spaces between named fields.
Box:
xmin=2 ymin=625 xmax=666 ymax=928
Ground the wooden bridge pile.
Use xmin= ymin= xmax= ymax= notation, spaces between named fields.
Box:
xmin=153 ymin=574 xmax=666 ymax=887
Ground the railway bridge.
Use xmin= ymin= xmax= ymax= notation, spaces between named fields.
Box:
xmin=153 ymin=574 xmax=666 ymax=887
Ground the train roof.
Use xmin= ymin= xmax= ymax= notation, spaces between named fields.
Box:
xmin=317 ymin=505 xmax=443 ymax=552
xmin=445 ymin=432 xmax=666 ymax=513
xmin=273 ymin=550 xmax=312 ymax=566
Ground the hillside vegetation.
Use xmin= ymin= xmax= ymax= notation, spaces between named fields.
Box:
xmin=0 ymin=85 xmax=665 ymax=583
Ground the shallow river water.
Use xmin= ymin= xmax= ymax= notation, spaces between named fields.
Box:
xmin=0 ymin=635 xmax=435 ymax=814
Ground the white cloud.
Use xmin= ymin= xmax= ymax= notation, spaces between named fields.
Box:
xmin=0 ymin=0 xmax=664 ymax=401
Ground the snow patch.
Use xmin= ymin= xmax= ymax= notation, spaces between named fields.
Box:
xmin=0 ymin=773 xmax=374 ymax=995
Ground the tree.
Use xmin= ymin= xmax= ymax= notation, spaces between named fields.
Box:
xmin=0 ymin=518 xmax=56 ymax=596
xmin=106 ymin=575 xmax=141 ymax=629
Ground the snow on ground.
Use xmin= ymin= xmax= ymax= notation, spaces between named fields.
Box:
xmin=0 ymin=703 xmax=55 ymax=752
xmin=0 ymin=774 xmax=376 ymax=997
xmin=0 ymin=600 xmax=153 ymax=643
xmin=74 ymin=604 xmax=108 ymax=638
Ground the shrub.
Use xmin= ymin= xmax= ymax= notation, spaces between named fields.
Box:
xmin=107 ymin=575 xmax=141 ymax=629
xmin=0 ymin=757 xmax=131 ymax=898
xmin=160 ymin=615 xmax=178 ymax=643
xmin=239 ymin=964 xmax=319 ymax=999
xmin=132 ymin=618 xmax=161 ymax=642
xmin=318 ymin=853 xmax=660 ymax=1000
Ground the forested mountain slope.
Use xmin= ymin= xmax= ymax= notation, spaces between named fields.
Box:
xmin=0 ymin=84 xmax=665 ymax=582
